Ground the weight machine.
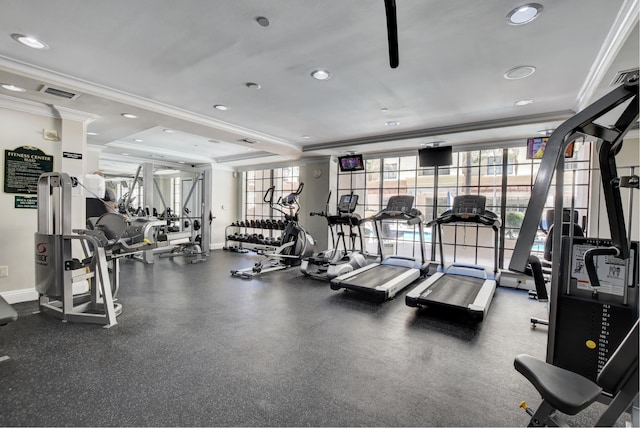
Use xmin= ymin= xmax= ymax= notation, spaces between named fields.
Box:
xmin=35 ymin=172 xmax=160 ymax=327
xmin=113 ymin=163 xmax=212 ymax=264
xmin=510 ymin=72 xmax=639 ymax=425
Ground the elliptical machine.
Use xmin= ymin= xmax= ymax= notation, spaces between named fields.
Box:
xmin=300 ymin=192 xmax=367 ymax=280
xmin=230 ymin=183 xmax=315 ymax=278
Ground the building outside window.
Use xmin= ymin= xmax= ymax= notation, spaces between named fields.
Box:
xmin=336 ymin=142 xmax=593 ymax=269
xmin=245 ymin=167 xmax=300 ymax=221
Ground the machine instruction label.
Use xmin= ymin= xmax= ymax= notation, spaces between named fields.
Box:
xmin=3 ymin=146 xmax=53 ymax=194
xmin=572 ymin=244 xmax=634 ymax=296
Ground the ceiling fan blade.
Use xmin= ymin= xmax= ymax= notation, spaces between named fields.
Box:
xmin=384 ymin=0 xmax=399 ymax=68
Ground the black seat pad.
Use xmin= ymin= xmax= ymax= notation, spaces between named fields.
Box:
xmin=514 ymin=354 xmax=602 ymax=415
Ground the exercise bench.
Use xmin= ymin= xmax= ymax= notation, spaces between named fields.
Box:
xmin=515 ymin=319 xmax=639 ymax=426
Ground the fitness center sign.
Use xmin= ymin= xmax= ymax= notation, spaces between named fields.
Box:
xmin=4 ymin=146 xmax=53 ymax=194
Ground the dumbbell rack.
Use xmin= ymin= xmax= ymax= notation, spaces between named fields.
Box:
xmin=223 ymin=218 xmax=288 ymax=253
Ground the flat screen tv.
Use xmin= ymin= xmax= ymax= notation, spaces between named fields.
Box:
xmin=418 ymin=145 xmax=453 ymax=167
xmin=338 ymin=154 xmax=365 ymax=172
xmin=526 ymin=137 xmax=575 ymax=159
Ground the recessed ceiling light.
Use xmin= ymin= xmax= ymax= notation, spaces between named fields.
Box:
xmin=381 ymin=107 xmax=388 ymax=112
xmin=506 ymin=3 xmax=543 ymax=25
xmin=245 ymin=82 xmax=261 ymax=90
xmin=1 ymin=83 xmax=26 ymax=92
xmin=208 ymin=139 xmax=220 ymax=143
xmin=162 ymin=128 xmax=173 ymax=133
xmin=246 ymin=148 xmax=255 ymax=152
xmin=385 ymin=121 xmax=400 ymax=126
xmin=213 ymin=104 xmax=230 ymax=111
xmin=514 ymin=99 xmax=534 ymax=106
xmin=178 ymin=161 xmax=185 ymax=164
xmin=87 ymin=132 xmax=98 ymax=136
xmin=256 ymin=16 xmax=270 ymax=27
xmin=133 ymin=139 xmax=143 ymax=142
xmin=311 ymin=69 xmax=332 ymax=81
xmin=121 ymin=153 xmax=129 ymax=156
xmin=121 ymin=113 xmax=138 ymax=119
xmin=301 ymin=135 xmax=311 ymax=139
xmin=11 ymin=33 xmax=49 ymax=49
xmin=504 ymin=66 xmax=536 ymax=80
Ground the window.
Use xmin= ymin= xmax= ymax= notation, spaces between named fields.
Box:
xmin=336 ymin=143 xmax=593 ymax=268
xmin=172 ymin=177 xmax=181 ymax=216
xmin=244 ymin=167 xmax=300 ymax=222
xmin=486 ymin=156 xmax=513 ymax=175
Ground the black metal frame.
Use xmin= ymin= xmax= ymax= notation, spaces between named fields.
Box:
xmin=510 ymin=75 xmax=639 ymax=273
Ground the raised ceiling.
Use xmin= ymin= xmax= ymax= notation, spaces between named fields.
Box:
xmin=0 ymin=0 xmax=637 ymax=171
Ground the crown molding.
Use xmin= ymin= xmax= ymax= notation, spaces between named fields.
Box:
xmin=0 ymin=93 xmax=99 ymax=125
xmin=53 ymin=105 xmax=98 ymax=124
xmin=0 ymin=55 xmax=301 ymax=153
xmin=0 ymin=93 xmax=56 ymax=118
xmin=303 ymin=110 xmax=575 ymax=152
xmin=574 ymin=0 xmax=639 ymax=111
xmin=106 ymin=140 xmax=214 ymax=163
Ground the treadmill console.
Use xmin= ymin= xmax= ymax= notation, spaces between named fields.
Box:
xmin=429 ymin=194 xmax=499 ymax=228
xmin=452 ymin=195 xmax=486 ymax=215
xmin=337 ymin=194 xmax=359 ymax=214
xmin=386 ymin=195 xmax=414 ymax=213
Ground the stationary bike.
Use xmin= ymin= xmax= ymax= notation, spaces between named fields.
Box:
xmin=230 ymin=183 xmax=315 ymax=278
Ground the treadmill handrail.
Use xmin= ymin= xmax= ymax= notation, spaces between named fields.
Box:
xmin=387 ymin=255 xmax=417 ymax=262
xmin=364 ymin=209 xmax=421 ymax=223
xmin=427 ymin=211 xmax=500 ymax=228
xmin=430 ymin=211 xmax=501 ymax=273
xmin=449 ymin=262 xmax=487 ymax=271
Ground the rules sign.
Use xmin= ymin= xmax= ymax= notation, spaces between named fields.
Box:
xmin=4 ymin=146 xmax=54 ymax=194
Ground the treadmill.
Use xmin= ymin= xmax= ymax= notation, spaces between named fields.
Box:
xmin=330 ymin=195 xmax=429 ymax=301
xmin=405 ymin=195 xmax=500 ymax=321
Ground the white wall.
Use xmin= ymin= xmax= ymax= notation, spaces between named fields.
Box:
xmin=210 ymin=167 xmax=238 ymax=249
xmin=0 ymin=97 xmax=94 ymax=303
xmin=0 ymin=106 xmax=59 ymax=302
xmin=298 ymin=161 xmax=331 ymax=250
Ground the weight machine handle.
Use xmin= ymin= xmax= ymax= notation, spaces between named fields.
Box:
xmin=263 ymin=186 xmax=275 ymax=204
xmin=293 ymin=182 xmax=304 ymax=195
xmin=583 ymin=246 xmax=620 ymax=287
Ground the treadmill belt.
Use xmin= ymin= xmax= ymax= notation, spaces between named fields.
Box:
xmin=340 ymin=265 xmax=409 ymax=289
xmin=420 ymin=275 xmax=484 ymax=308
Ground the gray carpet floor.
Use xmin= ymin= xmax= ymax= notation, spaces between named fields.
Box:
xmin=0 ymin=250 xmax=629 ymax=426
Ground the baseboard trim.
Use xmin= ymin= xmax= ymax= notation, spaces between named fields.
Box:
xmin=1 ymin=282 xmax=89 ymax=304
xmin=1 ymin=288 xmax=38 ymax=304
